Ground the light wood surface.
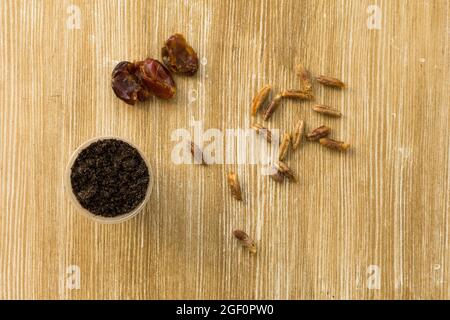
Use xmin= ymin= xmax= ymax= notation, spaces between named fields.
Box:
xmin=0 ymin=0 xmax=449 ymax=300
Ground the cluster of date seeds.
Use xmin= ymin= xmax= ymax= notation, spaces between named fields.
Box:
xmin=111 ymin=34 xmax=199 ymax=105
xmin=250 ymin=64 xmax=350 ymax=183
xmin=189 ymin=65 xmax=351 ymax=254
xmin=230 ymin=65 xmax=351 ymax=253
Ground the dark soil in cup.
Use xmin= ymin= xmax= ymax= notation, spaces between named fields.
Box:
xmin=70 ymin=139 xmax=150 ymax=217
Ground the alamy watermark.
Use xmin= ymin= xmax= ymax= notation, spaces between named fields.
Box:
xmin=66 ymin=4 xmax=81 ymax=30
xmin=170 ymin=120 xmax=280 ymax=174
xmin=367 ymin=5 xmax=382 ymax=30
xmin=366 ymin=265 xmax=381 ymax=290
xmin=66 ymin=265 xmax=81 ymax=290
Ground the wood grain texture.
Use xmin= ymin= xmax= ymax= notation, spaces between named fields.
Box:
xmin=0 ymin=0 xmax=449 ymax=300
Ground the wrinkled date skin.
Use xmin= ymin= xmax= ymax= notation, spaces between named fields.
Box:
xmin=139 ymin=58 xmax=176 ymax=99
xmin=161 ymin=34 xmax=199 ymax=76
xmin=111 ymin=61 xmax=152 ymax=105
xmin=112 ymin=59 xmax=176 ymax=103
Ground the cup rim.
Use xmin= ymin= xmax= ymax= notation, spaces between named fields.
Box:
xmin=64 ymin=136 xmax=153 ymax=224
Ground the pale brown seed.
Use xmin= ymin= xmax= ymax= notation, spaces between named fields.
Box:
xmin=306 ymin=125 xmax=331 ymax=141
xmin=233 ymin=230 xmax=257 ymax=254
xmin=275 ymin=161 xmax=297 ymax=182
xmin=189 ymin=141 xmax=206 ymax=165
xmin=269 ymin=161 xmax=296 ymax=182
xmin=281 ymin=90 xmax=313 ymax=100
xmin=263 ymin=94 xmax=282 ymax=121
xmin=319 ymin=138 xmax=350 ymax=152
xmin=316 ymin=75 xmax=345 ymax=88
xmin=291 ymin=119 xmax=304 ymax=150
xmin=227 ymin=172 xmax=243 ymax=201
xmin=269 ymin=170 xmax=285 ymax=183
xmin=278 ymin=133 xmax=291 ymax=161
xmin=251 ymin=123 xmax=272 ymax=143
xmin=251 ymin=85 xmax=271 ymax=115
xmin=312 ymin=104 xmax=342 ymax=117
xmin=295 ymin=64 xmax=313 ymax=93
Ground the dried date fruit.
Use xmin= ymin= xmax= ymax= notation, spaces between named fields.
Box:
xmin=111 ymin=61 xmax=152 ymax=105
xmin=162 ymin=33 xmax=199 ymax=76
xmin=138 ymin=58 xmax=176 ymax=99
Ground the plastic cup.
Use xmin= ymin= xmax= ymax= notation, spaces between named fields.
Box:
xmin=64 ymin=136 xmax=153 ymax=224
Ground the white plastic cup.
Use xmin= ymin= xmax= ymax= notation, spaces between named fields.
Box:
xmin=64 ymin=136 xmax=153 ymax=224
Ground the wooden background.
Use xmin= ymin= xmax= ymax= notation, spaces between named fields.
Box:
xmin=0 ymin=0 xmax=449 ymax=300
